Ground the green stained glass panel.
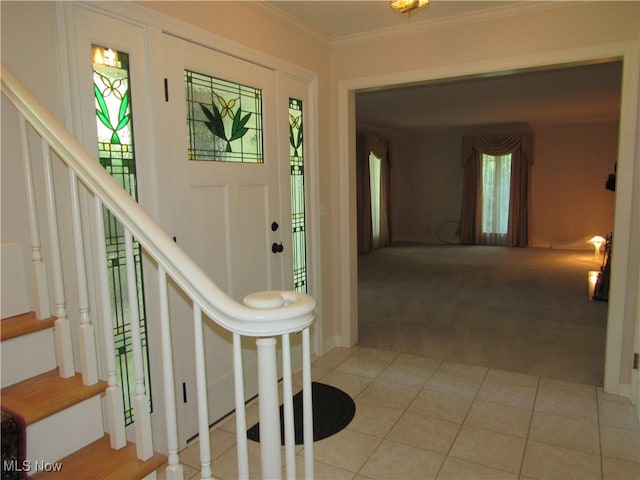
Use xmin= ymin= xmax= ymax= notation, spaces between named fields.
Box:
xmin=185 ymin=70 xmax=264 ymax=163
xmin=289 ymin=98 xmax=307 ymax=293
xmin=92 ymin=45 xmax=152 ymax=426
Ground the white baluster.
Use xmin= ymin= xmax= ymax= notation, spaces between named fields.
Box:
xmin=302 ymin=327 xmax=314 ymax=479
xmin=69 ymin=169 xmax=98 ymax=385
xmin=193 ymin=304 xmax=212 ymax=480
xmin=233 ymin=333 xmax=249 ymax=479
xmin=94 ymin=196 xmax=126 ymax=449
xmin=124 ymin=229 xmax=153 ymax=460
xmin=256 ymin=337 xmax=282 ymax=480
xmin=42 ymin=139 xmax=74 ymax=378
xmin=18 ymin=116 xmax=50 ymax=319
xmin=281 ymin=333 xmax=296 ymax=480
xmin=158 ymin=266 xmax=183 ymax=479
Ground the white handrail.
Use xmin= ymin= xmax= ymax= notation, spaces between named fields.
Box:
xmin=2 ymin=61 xmax=316 ymax=478
xmin=1 ymin=64 xmax=316 ymax=337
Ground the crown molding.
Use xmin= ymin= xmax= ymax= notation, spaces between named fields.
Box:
xmin=246 ymin=1 xmax=333 ymax=48
xmin=334 ymin=1 xmax=585 ymax=47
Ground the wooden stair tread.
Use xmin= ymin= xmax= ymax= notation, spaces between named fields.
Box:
xmin=1 ymin=369 xmax=107 ymax=425
xmin=32 ymin=436 xmax=167 ymax=480
xmin=1 ymin=312 xmax=56 ymax=341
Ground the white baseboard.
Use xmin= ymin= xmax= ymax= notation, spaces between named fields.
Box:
xmin=321 ymin=335 xmax=343 ymax=354
xmin=618 ymin=383 xmax=631 ymax=398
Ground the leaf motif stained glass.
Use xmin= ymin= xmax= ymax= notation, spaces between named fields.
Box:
xmin=185 ymin=70 xmax=264 ymax=163
xmin=92 ymin=44 xmax=151 ymax=426
xmin=289 ymin=97 xmax=307 ymax=293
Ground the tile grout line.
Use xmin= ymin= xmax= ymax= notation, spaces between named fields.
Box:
xmin=595 ymin=386 xmax=604 ymax=480
xmin=518 ymin=374 xmax=542 ymax=480
xmin=433 ymin=364 xmax=493 ymax=479
xmin=351 ymin=350 xmax=408 ymax=478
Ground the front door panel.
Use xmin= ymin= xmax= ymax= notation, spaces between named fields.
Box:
xmin=161 ymin=34 xmax=284 ymax=441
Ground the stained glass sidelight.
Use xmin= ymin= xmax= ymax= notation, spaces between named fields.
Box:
xmin=92 ymin=45 xmax=152 ymax=426
xmin=185 ymin=70 xmax=264 ymax=163
xmin=289 ymin=98 xmax=307 ymax=293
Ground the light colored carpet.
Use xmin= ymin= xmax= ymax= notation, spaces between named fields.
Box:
xmin=357 ymin=244 xmax=608 ymax=386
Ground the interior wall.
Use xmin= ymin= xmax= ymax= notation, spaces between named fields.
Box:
xmin=532 ymin=121 xmax=617 ymax=248
xmin=1 ymin=1 xmax=67 ymax=312
xmin=390 ymin=120 xmax=618 ymax=248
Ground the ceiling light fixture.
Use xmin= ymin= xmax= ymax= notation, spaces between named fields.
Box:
xmin=390 ymin=0 xmax=429 ymax=14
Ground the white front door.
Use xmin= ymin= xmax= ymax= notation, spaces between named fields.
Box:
xmin=160 ymin=34 xmax=289 ymax=441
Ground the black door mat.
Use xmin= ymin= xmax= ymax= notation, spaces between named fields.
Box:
xmin=246 ymin=382 xmax=356 ymax=445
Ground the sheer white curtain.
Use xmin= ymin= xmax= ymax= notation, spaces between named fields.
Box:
xmin=369 ymin=153 xmax=382 ymax=248
xmin=481 ymin=153 xmax=512 ymax=245
xmin=357 ymin=134 xmax=391 ymax=253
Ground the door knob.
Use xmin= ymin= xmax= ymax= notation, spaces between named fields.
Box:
xmin=271 ymin=221 xmax=279 ymax=232
xmin=271 ymin=242 xmax=284 ymax=254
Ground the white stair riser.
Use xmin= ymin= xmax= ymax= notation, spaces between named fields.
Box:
xmin=26 ymin=395 xmax=104 ymax=471
xmin=1 ymin=329 xmax=56 ymax=388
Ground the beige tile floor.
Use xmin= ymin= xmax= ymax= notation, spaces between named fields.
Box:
xmin=160 ymin=346 xmax=640 ymax=480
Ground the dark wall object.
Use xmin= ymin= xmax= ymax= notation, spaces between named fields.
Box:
xmin=605 ymin=163 xmax=616 ymax=192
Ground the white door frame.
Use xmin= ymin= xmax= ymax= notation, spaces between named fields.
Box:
xmin=337 ymin=40 xmax=640 ymax=397
xmin=59 ymin=0 xmax=324 ymax=449
xmin=59 ymin=1 xmax=172 ymax=451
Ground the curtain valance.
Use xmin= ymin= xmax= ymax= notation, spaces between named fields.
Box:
xmin=367 ymin=135 xmax=389 ymax=163
xmin=462 ymin=133 xmax=534 ymax=166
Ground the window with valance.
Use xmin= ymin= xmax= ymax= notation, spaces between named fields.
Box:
xmin=460 ymin=133 xmax=534 ymax=246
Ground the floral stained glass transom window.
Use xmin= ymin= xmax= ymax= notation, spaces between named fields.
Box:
xmin=185 ymin=70 xmax=264 ymax=163
xmin=92 ymin=44 xmax=152 ymax=426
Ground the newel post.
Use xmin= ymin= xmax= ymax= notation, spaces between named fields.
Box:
xmin=244 ymin=292 xmax=287 ymax=480
xmin=243 ymin=290 xmax=315 ymax=480
xmin=256 ymin=337 xmax=282 ymax=478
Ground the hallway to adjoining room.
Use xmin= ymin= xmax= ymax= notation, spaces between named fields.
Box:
xmin=357 ymin=244 xmax=608 ymax=386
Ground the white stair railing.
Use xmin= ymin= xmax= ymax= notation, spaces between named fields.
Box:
xmin=2 ymin=63 xmax=316 ymax=480
xmin=18 ymin=115 xmax=50 ymax=320
xmin=41 ymin=132 xmax=75 ymax=379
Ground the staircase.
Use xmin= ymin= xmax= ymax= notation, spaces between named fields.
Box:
xmin=1 ymin=312 xmax=166 ymax=478
xmin=1 ymin=61 xmax=317 ymax=479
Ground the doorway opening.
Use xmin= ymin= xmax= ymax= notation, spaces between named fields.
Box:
xmin=351 ymin=59 xmax=622 ymax=384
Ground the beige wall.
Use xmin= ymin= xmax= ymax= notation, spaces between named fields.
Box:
xmin=332 ymin=2 xmax=639 ymax=80
xmin=389 ymin=121 xmax=618 ymax=248
xmin=532 ymin=121 xmax=617 ymax=248
xmin=1 ymin=1 xmax=65 ymax=309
